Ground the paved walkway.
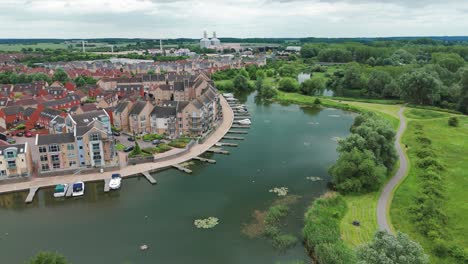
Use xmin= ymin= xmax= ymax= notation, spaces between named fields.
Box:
xmin=377 ymin=107 xmax=408 ymax=233
xmin=0 ymin=96 xmax=234 ymax=194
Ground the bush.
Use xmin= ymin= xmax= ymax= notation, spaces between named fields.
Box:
xmin=271 ymin=234 xmax=298 ymax=250
xmin=448 ymin=116 xmax=459 ymax=127
xmin=27 ymin=251 xmax=69 ymax=264
xmin=315 ymin=242 xmax=357 ymax=264
xmin=314 ymin=98 xmax=321 ymax=105
xmin=416 ymin=157 xmax=444 ymax=170
xmin=278 ymin=77 xmax=299 ymax=92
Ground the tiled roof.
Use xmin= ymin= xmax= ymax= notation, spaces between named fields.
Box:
xmin=37 ymin=133 xmax=75 ymax=145
xmin=129 ymin=101 xmax=147 ymax=116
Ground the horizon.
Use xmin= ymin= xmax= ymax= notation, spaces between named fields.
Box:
xmin=1 ymin=0 xmax=467 ymax=38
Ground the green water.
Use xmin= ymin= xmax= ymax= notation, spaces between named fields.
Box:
xmin=0 ymin=94 xmax=355 ymax=264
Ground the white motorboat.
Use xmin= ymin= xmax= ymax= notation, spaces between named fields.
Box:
xmin=53 ymin=184 xmax=68 ymax=198
xmin=223 ymin=93 xmax=234 ymax=98
xmin=109 ymin=174 xmax=122 ymax=190
xmin=72 ymin=182 xmax=85 ymax=197
xmin=238 ymin=119 xmax=252 ymax=125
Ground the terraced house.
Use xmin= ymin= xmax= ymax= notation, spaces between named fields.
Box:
xmin=36 ymin=110 xmax=117 ymax=174
xmin=0 ymin=143 xmax=33 ymax=181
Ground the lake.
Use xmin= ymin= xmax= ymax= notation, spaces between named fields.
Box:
xmin=0 ymin=93 xmax=355 ymax=264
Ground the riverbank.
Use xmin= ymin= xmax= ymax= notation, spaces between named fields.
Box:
xmin=275 ymin=91 xmax=401 ymax=246
xmin=0 ymin=95 xmax=234 ymax=196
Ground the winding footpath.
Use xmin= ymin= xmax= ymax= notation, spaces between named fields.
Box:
xmin=377 ymin=107 xmax=408 ymax=233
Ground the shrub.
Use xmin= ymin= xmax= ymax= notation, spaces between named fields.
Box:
xmin=433 ymin=239 xmax=450 ymax=257
xmin=315 ymin=242 xmax=357 ymax=264
xmin=448 ymin=116 xmax=459 ymax=127
xmin=314 ymin=98 xmax=321 ymax=105
xmin=416 ymin=136 xmax=432 ymax=146
xmin=415 ymin=147 xmax=435 ymax=159
xmin=271 ymin=234 xmax=298 ymax=250
xmin=416 ymin=157 xmax=444 ymax=171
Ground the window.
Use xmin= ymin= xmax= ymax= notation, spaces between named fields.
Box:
xmin=90 ymin=133 xmax=100 ymax=141
xmin=92 ymin=143 xmax=100 ymax=152
xmin=69 ymin=161 xmax=77 ymax=167
xmin=39 ymin=146 xmax=47 ymax=153
xmin=40 ymin=155 xmax=48 ymax=162
xmin=41 ymin=163 xmax=49 ymax=171
xmin=7 ymin=160 xmax=16 ymax=169
xmin=67 ymin=144 xmax=74 ymax=150
xmin=0 ymin=170 xmax=6 ymax=176
xmin=79 ymin=146 xmax=83 ymax=149
xmin=49 ymin=144 xmax=60 ymax=152
xmin=52 ymin=163 xmax=60 ymax=169
xmin=5 ymin=151 xmax=15 ymax=159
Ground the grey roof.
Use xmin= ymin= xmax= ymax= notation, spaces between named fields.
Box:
xmin=42 ymin=94 xmax=80 ymax=108
xmin=0 ymin=144 xmax=26 ymax=155
xmin=173 ymin=81 xmax=185 ymax=92
xmin=176 ymin=101 xmax=190 ymax=113
xmin=23 ymin=107 xmax=36 ymax=117
xmin=114 ymin=101 xmax=130 ymax=114
xmin=40 ymin=108 xmax=62 ymax=119
xmin=2 ymin=106 xmax=23 ymax=116
xmin=151 ymin=106 xmax=176 ymax=118
xmin=71 ymin=110 xmax=108 ymax=127
xmin=129 ymin=101 xmax=147 ymax=116
xmin=37 ymin=133 xmax=75 ymax=145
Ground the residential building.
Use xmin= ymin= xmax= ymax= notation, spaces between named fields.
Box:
xmin=0 ymin=143 xmax=33 ymax=181
xmin=128 ymin=101 xmax=152 ymax=134
xmin=112 ymin=101 xmax=133 ymax=132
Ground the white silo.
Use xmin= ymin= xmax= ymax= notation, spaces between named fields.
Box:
xmin=200 ymin=31 xmax=211 ymax=49
xmin=210 ymin=32 xmax=221 ymax=47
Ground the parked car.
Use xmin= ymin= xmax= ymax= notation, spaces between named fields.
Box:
xmin=15 ymin=132 xmax=24 ymax=137
xmin=7 ymin=138 xmax=16 ymax=144
xmin=113 ymin=131 xmax=121 ymax=136
xmin=128 ymin=137 xmax=135 ymax=142
xmin=152 ymin=140 xmax=161 ymax=145
xmin=124 ymin=146 xmax=134 ymax=152
xmin=25 ymin=132 xmax=33 ymax=137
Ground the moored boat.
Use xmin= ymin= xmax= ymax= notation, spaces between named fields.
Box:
xmin=53 ymin=184 xmax=68 ymax=198
xmin=72 ymin=182 xmax=85 ymax=197
xmin=109 ymin=174 xmax=122 ymax=190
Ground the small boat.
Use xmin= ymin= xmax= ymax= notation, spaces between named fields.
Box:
xmin=72 ymin=182 xmax=85 ymax=197
xmin=223 ymin=93 xmax=234 ymax=98
xmin=238 ymin=119 xmax=251 ymax=125
xmin=109 ymin=173 xmax=122 ymax=190
xmin=215 ymin=143 xmax=222 ymax=147
xmin=53 ymin=184 xmax=68 ymax=198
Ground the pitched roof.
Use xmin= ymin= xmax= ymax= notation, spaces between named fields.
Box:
xmin=151 ymin=105 xmax=176 ymax=118
xmin=71 ymin=110 xmax=108 ymax=127
xmin=37 ymin=133 xmax=75 ymax=145
xmin=129 ymin=101 xmax=147 ymax=116
xmin=40 ymin=108 xmax=62 ymax=119
xmin=2 ymin=106 xmax=24 ymax=116
xmin=114 ymin=101 xmax=130 ymax=114
xmin=0 ymin=143 xmax=27 ymax=155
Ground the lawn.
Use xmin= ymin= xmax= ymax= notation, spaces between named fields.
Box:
xmin=391 ymin=113 xmax=468 ymax=263
xmin=115 ymin=143 xmax=125 ymax=151
xmin=0 ymin=42 xmax=69 ymax=51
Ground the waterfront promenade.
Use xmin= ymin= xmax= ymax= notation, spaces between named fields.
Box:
xmin=0 ymin=96 xmax=234 ymax=195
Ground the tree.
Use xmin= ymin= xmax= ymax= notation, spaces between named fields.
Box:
xmin=278 ymin=77 xmax=299 ymax=92
xmin=448 ymin=116 xmax=459 ymax=127
xmin=233 ymin=74 xmax=250 ymax=92
xmin=432 ymin=53 xmax=465 ymax=73
xmin=399 ymin=69 xmax=442 ymax=105
xmin=278 ymin=64 xmax=298 ymax=78
xmin=317 ymin=48 xmax=352 ymax=63
xmin=300 ymin=77 xmax=325 ymax=96
xmin=458 ymin=68 xmax=468 ymax=114
xmin=74 ymin=76 xmax=87 ymax=87
xmin=256 ymin=78 xmax=277 ymax=99
xmin=329 ymin=148 xmax=387 ymax=194
xmin=300 ymin=44 xmax=319 ymax=58
xmin=53 ymin=68 xmax=69 ymax=83
xmin=27 ymin=251 xmax=68 ymax=264
xmin=367 ymin=70 xmax=393 ymax=98
xmin=342 ymin=63 xmax=365 ymax=90
xmin=357 ymin=231 xmax=429 ymax=264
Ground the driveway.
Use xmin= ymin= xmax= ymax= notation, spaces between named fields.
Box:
xmin=377 ymin=107 xmax=408 ymax=233
xmin=114 ymin=135 xmax=155 ymax=149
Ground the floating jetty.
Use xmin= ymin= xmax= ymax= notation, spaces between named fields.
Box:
xmin=216 ymin=142 xmax=238 ymax=147
xmin=65 ymin=183 xmax=74 ymax=197
xmin=172 ymin=164 xmax=192 ymax=174
xmin=193 ymin=157 xmax=216 ymax=164
xmin=25 ymin=187 xmax=39 ymax=203
xmin=207 ymin=148 xmax=230 ymax=155
xmin=141 ymin=171 xmax=157 ymax=184
xmin=234 ymin=116 xmax=251 ymax=119
xmin=228 ymin=130 xmax=248 ymax=134
xmin=104 ymin=178 xmax=111 ymax=192
xmin=231 ymin=125 xmax=250 ymax=129
xmin=223 ymin=136 xmax=244 ymax=140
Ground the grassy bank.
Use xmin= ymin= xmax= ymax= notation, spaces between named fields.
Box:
xmin=275 ymin=91 xmax=401 ymax=247
xmin=303 ymin=192 xmax=356 ymax=263
xmin=391 ymin=111 xmax=468 ymax=263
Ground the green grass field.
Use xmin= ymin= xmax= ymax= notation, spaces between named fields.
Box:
xmin=391 ymin=112 xmax=468 ymax=263
xmin=0 ymin=43 xmax=69 ymax=51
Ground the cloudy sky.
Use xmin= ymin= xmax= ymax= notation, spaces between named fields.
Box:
xmin=0 ymin=0 xmax=466 ymax=38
